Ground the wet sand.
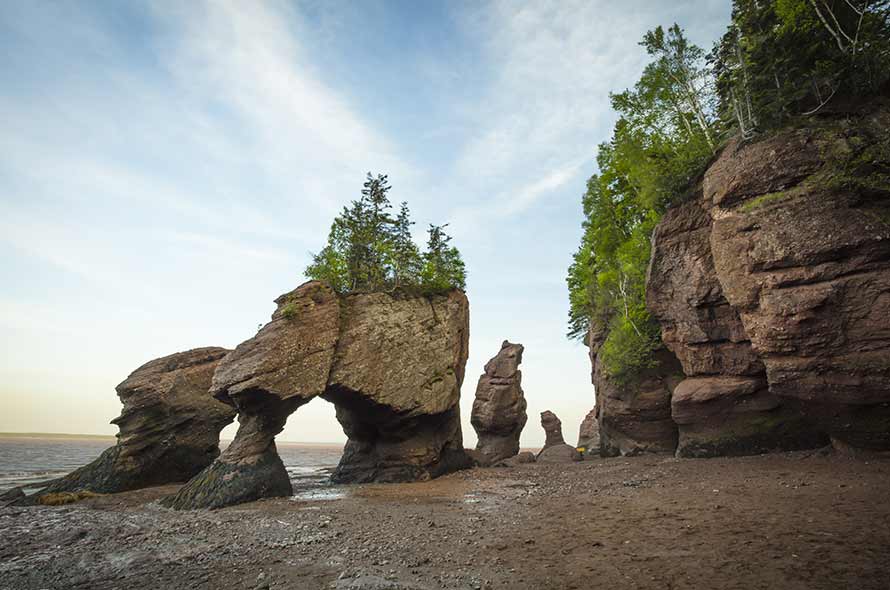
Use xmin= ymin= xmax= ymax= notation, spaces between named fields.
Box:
xmin=2 ymin=450 xmax=889 ymax=590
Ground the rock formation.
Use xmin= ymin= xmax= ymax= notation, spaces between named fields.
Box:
xmin=35 ymin=348 xmax=235 ymax=498
xmin=536 ymin=411 xmax=581 ymax=463
xmin=591 ymin=101 xmax=890 ymax=456
xmin=470 ymin=340 xmax=527 ymax=465
xmin=647 ymin=189 xmax=823 ymax=457
xmin=166 ymin=281 xmax=471 ymax=510
xmin=576 ymin=408 xmax=599 ymax=455
xmin=703 ymin=108 xmax=890 ymax=452
xmin=591 ymin=323 xmax=682 ymax=456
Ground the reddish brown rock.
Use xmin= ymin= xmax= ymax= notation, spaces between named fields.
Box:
xmin=647 ymin=188 xmax=824 ymax=456
xmin=576 ymin=408 xmax=599 ymax=455
xmin=470 ymin=341 xmax=527 ymax=465
xmin=36 ymin=348 xmax=235 ymax=498
xmin=536 ymin=411 xmax=581 ymax=463
xmin=540 ymin=411 xmax=565 ymax=448
xmin=167 ymin=282 xmax=471 ymax=509
xmin=592 ymin=324 xmax=682 ymax=457
xmin=706 ymin=106 xmax=890 ymax=451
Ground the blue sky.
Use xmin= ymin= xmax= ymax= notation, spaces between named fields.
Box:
xmin=0 ymin=0 xmax=732 ymax=446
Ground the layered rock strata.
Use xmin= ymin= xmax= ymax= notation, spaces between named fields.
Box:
xmin=166 ymin=281 xmax=471 ymax=510
xmin=591 ymin=102 xmax=890 ymax=456
xmin=647 ymin=190 xmax=824 ymax=456
xmin=470 ymin=340 xmax=527 ymax=465
xmin=36 ymin=348 xmax=235 ymax=498
xmin=591 ymin=324 xmax=682 ymax=456
xmin=703 ymin=108 xmax=890 ymax=451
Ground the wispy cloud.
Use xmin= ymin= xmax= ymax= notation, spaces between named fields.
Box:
xmin=442 ymin=0 xmax=729 ymax=231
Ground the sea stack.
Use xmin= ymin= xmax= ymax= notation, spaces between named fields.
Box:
xmin=537 ymin=410 xmax=581 ymax=463
xmin=165 ymin=281 xmax=471 ymax=510
xmin=33 ymin=347 xmax=235 ymax=499
xmin=470 ymin=340 xmax=527 ymax=465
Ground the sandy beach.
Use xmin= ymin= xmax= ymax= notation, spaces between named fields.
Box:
xmin=2 ymin=450 xmax=889 ymax=590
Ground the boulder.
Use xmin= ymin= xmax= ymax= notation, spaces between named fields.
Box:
xmin=671 ymin=376 xmax=823 ymax=457
xmin=537 ymin=444 xmax=582 ymax=463
xmin=576 ymin=408 xmax=599 ymax=455
xmin=493 ymin=451 xmax=537 ymax=467
xmin=470 ymin=341 xmax=527 ymax=465
xmin=536 ymin=411 xmax=581 ymax=463
xmin=166 ymin=281 xmax=471 ymax=509
xmin=35 ymin=348 xmax=235 ymax=499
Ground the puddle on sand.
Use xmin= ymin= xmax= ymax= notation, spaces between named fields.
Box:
xmin=290 ymin=487 xmax=349 ymax=502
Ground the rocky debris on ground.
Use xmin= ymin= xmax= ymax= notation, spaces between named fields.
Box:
xmin=333 ymin=574 xmax=431 ymax=589
xmin=166 ymin=281 xmax=471 ymax=510
xmin=28 ymin=348 xmax=235 ymax=502
xmin=470 ymin=341 xmax=527 ymax=466
xmin=492 ymin=452 xmax=536 ymax=467
xmin=3 ymin=451 xmax=888 ymax=590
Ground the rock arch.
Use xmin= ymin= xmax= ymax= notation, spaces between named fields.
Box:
xmin=164 ymin=281 xmax=471 ymax=510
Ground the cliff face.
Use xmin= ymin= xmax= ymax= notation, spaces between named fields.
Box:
xmin=166 ymin=281 xmax=471 ymax=510
xmin=592 ymin=102 xmax=890 ymax=456
xmin=591 ymin=326 xmax=682 ymax=457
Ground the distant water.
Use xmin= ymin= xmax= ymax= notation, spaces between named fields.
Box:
xmin=0 ymin=437 xmax=344 ymax=493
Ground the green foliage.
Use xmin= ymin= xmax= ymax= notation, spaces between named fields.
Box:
xmin=712 ymin=0 xmax=890 ymax=134
xmin=305 ymin=173 xmax=466 ymax=295
xmin=568 ymin=2 xmax=890 ymax=383
xmin=420 ymin=224 xmax=467 ymax=294
xmin=567 ymin=25 xmax=715 ymax=385
xmin=280 ymin=301 xmax=299 ymax=320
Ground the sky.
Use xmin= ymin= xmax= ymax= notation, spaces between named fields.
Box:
xmin=0 ymin=0 xmax=732 ymax=447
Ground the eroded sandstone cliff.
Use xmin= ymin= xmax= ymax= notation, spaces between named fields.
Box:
xmin=591 ymin=101 xmax=890 ymax=457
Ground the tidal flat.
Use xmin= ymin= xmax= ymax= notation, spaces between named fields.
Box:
xmin=2 ymin=451 xmax=889 ymax=590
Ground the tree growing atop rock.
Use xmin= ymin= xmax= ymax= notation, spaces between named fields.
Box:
xmin=305 ymin=173 xmax=466 ymax=294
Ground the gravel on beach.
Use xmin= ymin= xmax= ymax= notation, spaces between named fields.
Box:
xmin=2 ymin=450 xmax=889 ymax=590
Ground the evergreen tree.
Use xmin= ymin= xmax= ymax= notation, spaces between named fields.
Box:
xmin=712 ymin=0 xmax=890 ymax=131
xmin=567 ymin=2 xmax=889 ymax=385
xmin=390 ymin=202 xmax=422 ymax=288
xmin=421 ymin=224 xmax=467 ymax=293
xmin=305 ymin=174 xmax=465 ymax=295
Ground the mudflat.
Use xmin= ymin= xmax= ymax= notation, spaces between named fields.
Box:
xmin=2 ymin=451 xmax=888 ymax=590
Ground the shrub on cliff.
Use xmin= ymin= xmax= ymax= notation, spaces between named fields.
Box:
xmin=712 ymin=1 xmax=890 ymax=136
xmin=567 ymin=25 xmax=715 ymax=383
xmin=305 ymin=173 xmax=466 ymax=295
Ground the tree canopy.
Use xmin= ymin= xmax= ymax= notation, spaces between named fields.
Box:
xmin=305 ymin=173 xmax=466 ymax=295
xmin=566 ymin=0 xmax=889 ymax=384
